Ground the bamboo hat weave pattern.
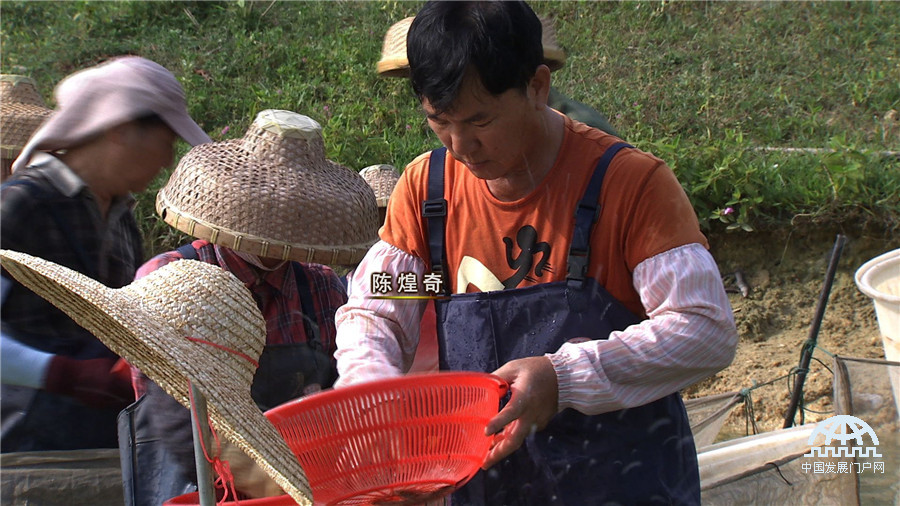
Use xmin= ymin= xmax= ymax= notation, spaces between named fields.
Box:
xmin=156 ymin=110 xmax=379 ymax=265
xmin=0 ymin=249 xmax=313 ymax=506
xmin=360 ymin=164 xmax=400 ymax=208
xmin=375 ymin=16 xmax=567 ymax=77
xmin=0 ymin=75 xmax=53 ymax=160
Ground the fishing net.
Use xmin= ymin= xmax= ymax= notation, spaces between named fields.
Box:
xmin=833 ymin=355 xmax=900 ymax=505
xmin=698 ymin=422 xmax=858 ymax=505
xmin=684 ymin=391 xmax=744 ymax=449
xmin=696 ymin=355 xmax=900 ymax=505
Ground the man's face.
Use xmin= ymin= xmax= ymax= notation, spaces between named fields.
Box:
xmin=120 ymin=121 xmax=177 ymax=194
xmin=422 ymin=75 xmax=541 ymax=183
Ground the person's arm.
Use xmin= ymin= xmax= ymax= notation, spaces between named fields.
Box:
xmin=334 ymin=240 xmax=428 ymax=386
xmin=483 ymin=243 xmax=737 ymax=468
xmin=1 ymin=275 xmax=134 ymax=406
xmin=548 ymin=243 xmax=737 ymax=413
xmin=1 ymin=275 xmax=53 ymax=386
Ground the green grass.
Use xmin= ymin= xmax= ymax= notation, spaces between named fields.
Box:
xmin=2 ymin=1 xmax=898 ymax=256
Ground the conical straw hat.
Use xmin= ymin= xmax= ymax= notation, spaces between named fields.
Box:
xmin=0 ymin=75 xmax=53 ymax=159
xmin=360 ymin=164 xmax=400 ymax=208
xmin=540 ymin=16 xmax=566 ymax=72
xmin=376 ymin=15 xmax=567 ymax=77
xmin=0 ymin=249 xmax=313 ymax=506
xmin=376 ymin=17 xmax=416 ymax=78
xmin=156 ymin=110 xmax=379 ymax=265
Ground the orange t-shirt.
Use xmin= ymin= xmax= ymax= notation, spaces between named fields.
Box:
xmin=381 ymin=116 xmax=708 ymax=318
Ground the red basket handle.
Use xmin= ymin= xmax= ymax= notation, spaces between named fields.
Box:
xmin=497 ymin=379 xmax=509 ymax=397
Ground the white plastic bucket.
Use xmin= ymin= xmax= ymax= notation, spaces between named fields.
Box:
xmin=855 ymin=248 xmax=900 ymax=414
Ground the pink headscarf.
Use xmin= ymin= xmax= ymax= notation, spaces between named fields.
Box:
xmin=12 ymin=56 xmax=211 ymax=172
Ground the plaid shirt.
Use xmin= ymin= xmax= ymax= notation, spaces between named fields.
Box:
xmin=131 ymin=239 xmax=347 ymax=396
xmin=1 ymin=153 xmax=142 ymax=357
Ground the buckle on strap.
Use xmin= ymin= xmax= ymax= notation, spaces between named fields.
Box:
xmin=566 ymin=248 xmax=590 ymax=282
xmin=422 ymin=198 xmax=447 ymax=218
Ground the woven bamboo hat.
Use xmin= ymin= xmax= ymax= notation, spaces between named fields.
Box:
xmin=376 ymin=17 xmax=415 ymax=77
xmin=156 ymin=110 xmax=379 ymax=265
xmin=360 ymin=164 xmax=400 ymax=208
xmin=0 ymin=249 xmax=313 ymax=506
xmin=539 ymin=17 xmax=567 ymax=72
xmin=0 ymin=75 xmax=53 ymax=160
xmin=375 ymin=15 xmax=567 ymax=77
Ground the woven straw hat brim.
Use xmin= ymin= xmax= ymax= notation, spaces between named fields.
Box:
xmin=375 ymin=58 xmax=412 ymax=78
xmin=0 ymin=250 xmax=313 ymax=506
xmin=157 ymin=197 xmax=375 ymax=266
xmin=540 ymin=17 xmax=567 ymax=71
xmin=157 ymin=123 xmax=379 ymax=265
xmin=542 ymin=47 xmax=566 ymax=72
xmin=377 ymin=17 xmax=414 ymax=78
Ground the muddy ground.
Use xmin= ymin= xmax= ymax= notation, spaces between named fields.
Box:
xmin=684 ymin=225 xmax=899 ymax=440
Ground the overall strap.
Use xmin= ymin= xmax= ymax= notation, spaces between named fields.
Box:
xmin=175 ymin=242 xmax=199 ymax=260
xmin=1 ymin=179 xmax=96 ymax=279
xmin=567 ymin=142 xmax=634 ymax=288
xmin=423 ymin=147 xmax=449 ymax=295
xmin=291 ymin=262 xmax=324 ymax=350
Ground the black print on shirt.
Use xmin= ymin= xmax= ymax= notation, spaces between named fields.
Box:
xmin=502 ymin=225 xmax=552 ymax=289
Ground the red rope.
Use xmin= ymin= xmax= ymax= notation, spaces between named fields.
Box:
xmin=185 ymin=336 xmax=260 ymax=368
xmin=188 ymin=379 xmax=242 ymax=505
xmin=182 ymin=335 xmax=260 ymax=504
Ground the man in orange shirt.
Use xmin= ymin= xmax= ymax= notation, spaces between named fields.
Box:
xmin=335 ymin=2 xmax=738 ymax=504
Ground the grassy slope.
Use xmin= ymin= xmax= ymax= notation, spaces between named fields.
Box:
xmin=1 ymin=1 xmax=898 ymax=256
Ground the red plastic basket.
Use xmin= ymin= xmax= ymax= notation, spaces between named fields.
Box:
xmin=163 ymin=491 xmax=298 ymax=505
xmin=265 ymin=371 xmax=508 ymax=505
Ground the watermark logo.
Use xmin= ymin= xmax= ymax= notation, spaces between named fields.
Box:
xmin=802 ymin=414 xmax=884 ymax=474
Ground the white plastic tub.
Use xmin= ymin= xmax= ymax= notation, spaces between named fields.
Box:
xmin=855 ymin=248 xmax=900 ymax=413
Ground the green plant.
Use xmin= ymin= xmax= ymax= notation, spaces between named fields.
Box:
xmin=820 ymin=135 xmax=868 ymax=200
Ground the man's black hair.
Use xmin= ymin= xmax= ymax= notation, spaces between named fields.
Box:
xmin=407 ymin=0 xmax=543 ymax=114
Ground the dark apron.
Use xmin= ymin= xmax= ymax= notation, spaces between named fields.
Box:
xmin=118 ymin=254 xmax=336 ymax=506
xmin=425 ymin=145 xmax=700 ymax=505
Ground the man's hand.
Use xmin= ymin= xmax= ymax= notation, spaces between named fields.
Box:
xmin=219 ymin=441 xmax=284 ymax=498
xmin=482 ymin=356 xmax=559 ymax=469
xmin=44 ymin=355 xmax=134 ymax=409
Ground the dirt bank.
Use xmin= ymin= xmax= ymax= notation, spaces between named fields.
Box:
xmin=684 ymin=225 xmax=899 ymax=440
